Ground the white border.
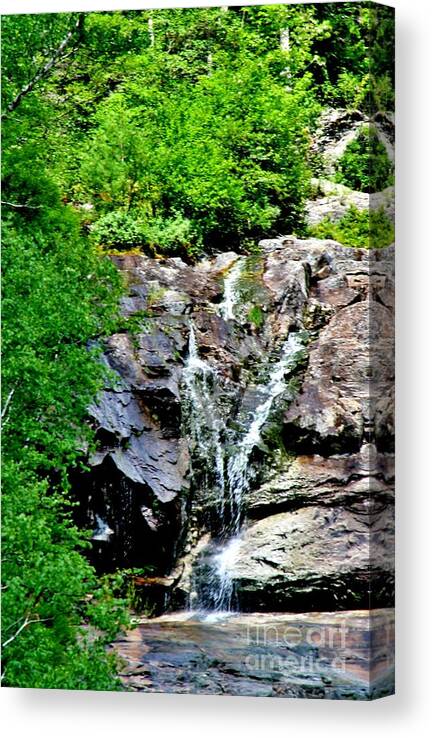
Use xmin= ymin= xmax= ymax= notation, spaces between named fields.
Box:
xmin=2 ymin=1 xmax=432 ymax=735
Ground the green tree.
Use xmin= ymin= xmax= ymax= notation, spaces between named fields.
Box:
xmin=79 ymin=45 xmax=319 ymax=253
xmin=1 ymin=176 xmax=128 ymax=688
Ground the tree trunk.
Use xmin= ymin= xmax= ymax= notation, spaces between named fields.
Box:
xmin=2 ymin=15 xmax=84 ymax=119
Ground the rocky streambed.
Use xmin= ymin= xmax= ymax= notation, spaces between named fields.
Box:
xmin=113 ymin=609 xmax=394 ymax=699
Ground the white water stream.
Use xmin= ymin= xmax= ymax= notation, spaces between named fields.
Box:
xmin=218 ymin=257 xmax=245 ymax=321
xmin=183 ymin=324 xmax=226 ymax=513
xmin=183 ymin=259 xmax=304 ymax=613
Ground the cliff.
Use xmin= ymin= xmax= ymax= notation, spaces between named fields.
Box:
xmin=78 ymin=235 xmax=394 ymax=614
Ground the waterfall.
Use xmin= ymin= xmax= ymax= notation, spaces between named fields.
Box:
xmin=226 ymin=332 xmax=303 ymax=534
xmin=183 ymin=324 xmax=226 ymax=517
xmin=184 ymin=322 xmax=304 ymax=614
xmin=200 ymin=537 xmax=243 ymax=617
xmin=218 ymin=257 xmax=244 ymax=321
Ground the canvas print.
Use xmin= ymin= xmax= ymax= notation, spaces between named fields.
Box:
xmin=1 ymin=2 xmax=395 ymax=699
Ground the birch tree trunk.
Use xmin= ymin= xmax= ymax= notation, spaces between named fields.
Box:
xmin=2 ymin=15 xmax=84 ymax=118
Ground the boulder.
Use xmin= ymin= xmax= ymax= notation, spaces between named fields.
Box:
xmin=305 ymin=180 xmax=395 ymax=228
xmin=284 ymin=301 xmax=394 ymax=453
xmin=230 ymin=506 xmax=394 ymax=611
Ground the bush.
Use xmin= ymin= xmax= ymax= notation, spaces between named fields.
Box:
xmin=1 ymin=200 xmax=128 ymax=689
xmin=335 ymin=127 xmax=394 ymax=193
xmin=143 ymin=213 xmax=203 ymax=259
xmin=1 ymin=461 xmax=128 ymax=690
xmin=79 ymin=58 xmax=317 ymax=253
xmin=91 ymin=210 xmax=203 ymax=259
xmin=325 ymin=71 xmax=371 ymax=111
xmin=91 ymin=210 xmax=145 ymax=249
xmin=309 ymin=206 xmax=394 ymax=249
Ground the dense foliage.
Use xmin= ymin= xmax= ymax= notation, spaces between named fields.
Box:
xmin=2 ymin=3 xmax=394 ymax=258
xmin=1 ymin=196 xmax=130 ymax=687
xmin=1 ymin=3 xmax=394 ymax=689
xmin=335 ymin=128 xmax=394 ymax=193
xmin=309 ymin=205 xmax=395 ymax=249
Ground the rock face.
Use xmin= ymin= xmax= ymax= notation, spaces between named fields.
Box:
xmin=311 ymin=108 xmax=394 ymax=170
xmin=248 ymin=447 xmax=394 ymax=513
xmin=284 ymin=301 xmax=394 ymax=451
xmin=78 ymin=235 xmax=394 ymax=613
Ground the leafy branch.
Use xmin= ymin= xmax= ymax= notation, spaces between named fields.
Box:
xmin=2 ymin=14 xmax=84 ymax=119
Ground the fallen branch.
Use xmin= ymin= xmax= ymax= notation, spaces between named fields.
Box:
xmin=2 ymin=14 xmax=84 ymax=119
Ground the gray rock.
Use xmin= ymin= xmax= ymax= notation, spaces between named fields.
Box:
xmin=312 ymin=108 xmax=394 ymax=172
xmin=247 ymin=446 xmax=394 ymax=513
xmin=230 ymin=506 xmax=394 ymax=611
xmin=305 ymin=180 xmax=395 ymax=227
xmin=284 ymin=301 xmax=394 ymax=452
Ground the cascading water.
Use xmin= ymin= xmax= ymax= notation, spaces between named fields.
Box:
xmin=183 ymin=320 xmax=304 ymax=614
xmin=182 ymin=324 xmax=226 ymax=517
xmin=206 ymin=333 xmax=304 ymax=611
xmin=199 ymin=537 xmax=243 ymax=617
xmin=92 ymin=514 xmax=114 ymax=543
xmin=218 ymin=257 xmax=245 ymax=322
xmin=182 ymin=256 xmax=304 ymax=613
xmin=226 ymin=332 xmax=303 ymax=535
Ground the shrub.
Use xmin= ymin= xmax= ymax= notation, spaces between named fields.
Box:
xmin=142 ymin=214 xmax=203 ymax=259
xmin=335 ymin=127 xmax=394 ymax=193
xmin=309 ymin=206 xmax=394 ymax=249
xmin=91 ymin=210 xmax=145 ymax=249
xmin=80 ymin=59 xmax=317 ymax=253
xmin=91 ymin=210 xmax=204 ymax=259
xmin=2 ymin=207 xmax=128 ymax=689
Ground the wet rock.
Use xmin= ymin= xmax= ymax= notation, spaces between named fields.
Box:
xmin=231 ymin=507 xmax=394 ymax=611
xmin=113 ymin=609 xmax=394 ymax=699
